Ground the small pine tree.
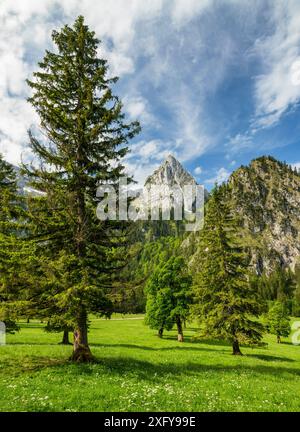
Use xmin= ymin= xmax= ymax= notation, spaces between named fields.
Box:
xmin=145 ymin=256 xmax=192 ymax=342
xmin=266 ymin=302 xmax=290 ymax=343
xmin=193 ymin=185 xmax=264 ymax=355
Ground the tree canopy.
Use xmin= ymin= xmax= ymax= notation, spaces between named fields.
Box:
xmin=145 ymin=255 xmax=192 ymax=341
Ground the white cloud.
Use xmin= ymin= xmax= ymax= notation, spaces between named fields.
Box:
xmin=0 ymin=0 xmax=58 ymax=164
xmin=127 ymin=139 xmax=173 ymax=163
xmin=222 ymin=2 xmax=300 ymax=154
xmin=124 ymin=138 xmax=178 ymax=185
xmin=123 ymin=95 xmax=156 ymax=127
xmin=138 ymin=140 xmax=160 ymax=158
xmin=1 ymin=0 xmax=211 ymax=166
xmin=252 ymin=1 xmax=300 ymax=129
xmin=171 ymin=0 xmax=212 ymax=27
xmin=101 ymin=48 xmax=134 ymax=77
xmin=1 ymin=0 xmax=299 ymax=174
xmin=204 ymin=167 xmax=231 ymax=185
xmin=227 ymin=133 xmax=253 ymax=152
xmin=124 ymin=159 xmax=159 ymax=187
xmin=170 ymin=88 xmax=213 ymax=161
xmin=0 ymin=0 xmax=242 ymax=170
xmin=0 ymin=97 xmax=37 ymax=165
xmin=0 ymin=0 xmax=53 ymax=23
xmin=194 ymin=166 xmax=202 ymax=175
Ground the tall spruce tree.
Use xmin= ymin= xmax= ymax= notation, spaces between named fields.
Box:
xmin=24 ymin=16 xmax=140 ymax=361
xmin=193 ymin=185 xmax=264 ymax=355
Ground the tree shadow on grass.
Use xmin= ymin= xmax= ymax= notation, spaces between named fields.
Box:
xmin=89 ymin=342 xmax=229 ymax=354
xmin=91 ymin=343 xmax=154 ymax=351
xmin=61 ymin=356 xmax=300 ymax=380
xmin=246 ymin=354 xmax=295 ymax=362
xmin=91 ymin=356 xmax=300 ymax=382
xmin=162 ymin=336 xmax=231 ymax=347
xmin=90 ymin=337 xmax=266 ymax=352
xmin=0 ymin=355 xmax=67 ymax=376
xmin=2 ymin=352 xmax=298 ymax=382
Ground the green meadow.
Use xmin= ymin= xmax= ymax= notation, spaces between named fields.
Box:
xmin=0 ymin=315 xmax=299 ymax=412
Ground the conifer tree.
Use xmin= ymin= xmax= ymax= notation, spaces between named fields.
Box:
xmin=266 ymin=302 xmax=290 ymax=343
xmin=145 ymin=256 xmax=192 ymax=341
xmin=24 ymin=16 xmax=140 ymax=361
xmin=20 ymin=249 xmax=74 ymax=345
xmin=193 ymin=185 xmax=264 ymax=355
xmin=0 ymin=155 xmax=25 ymax=332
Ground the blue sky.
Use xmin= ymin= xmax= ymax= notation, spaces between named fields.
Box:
xmin=1 ymin=0 xmax=300 ymax=188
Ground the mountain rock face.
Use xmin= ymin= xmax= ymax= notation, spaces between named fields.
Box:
xmin=228 ymin=156 xmax=300 ymax=273
xmin=134 ymin=155 xmax=201 ymax=217
xmin=13 ymin=154 xmax=300 ymax=273
xmin=144 ymin=154 xmax=197 ymax=188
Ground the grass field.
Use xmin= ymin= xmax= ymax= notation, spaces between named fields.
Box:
xmin=0 ymin=315 xmax=300 ymax=412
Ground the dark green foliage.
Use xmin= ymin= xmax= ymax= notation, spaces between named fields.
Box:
xmin=113 ymin=233 xmax=183 ymax=314
xmin=23 ymin=16 xmax=140 ymax=361
xmin=44 ymin=314 xmax=73 ymax=344
xmin=0 ymin=154 xmax=26 ymax=332
xmin=193 ymin=185 xmax=265 ymax=355
xmin=265 ymin=302 xmax=290 ymax=342
xmin=0 ymin=318 xmax=19 ymax=334
xmin=44 ymin=315 xmax=73 ymax=333
xmin=292 ymin=263 xmax=300 ymax=316
xmin=145 ymin=256 xmax=192 ymax=341
xmin=251 ymin=266 xmax=296 ymax=314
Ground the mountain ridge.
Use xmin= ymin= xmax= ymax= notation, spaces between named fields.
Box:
xmin=144 ymin=154 xmax=197 ymax=188
xmin=11 ymin=154 xmax=300 ymax=272
xmin=228 ymin=155 xmax=300 ymax=272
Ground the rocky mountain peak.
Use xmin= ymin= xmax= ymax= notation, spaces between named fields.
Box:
xmin=133 ymin=155 xmax=200 ymax=217
xmin=145 ymin=154 xmax=196 ymax=188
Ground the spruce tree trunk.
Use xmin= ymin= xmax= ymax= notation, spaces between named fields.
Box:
xmin=232 ymin=338 xmax=243 ymax=355
xmin=70 ymin=308 xmax=93 ymax=362
xmin=176 ymin=316 xmax=184 ymax=342
xmin=60 ymin=329 xmax=71 ymax=345
xmin=158 ymin=327 xmax=164 ymax=338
